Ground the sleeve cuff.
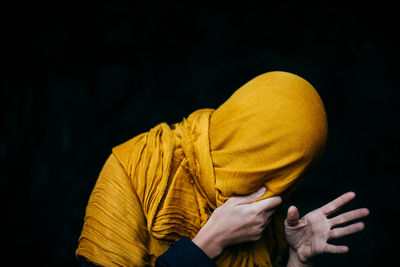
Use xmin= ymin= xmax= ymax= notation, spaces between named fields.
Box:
xmin=155 ymin=237 xmax=216 ymax=267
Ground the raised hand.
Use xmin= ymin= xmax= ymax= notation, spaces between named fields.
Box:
xmin=284 ymin=192 xmax=369 ymax=265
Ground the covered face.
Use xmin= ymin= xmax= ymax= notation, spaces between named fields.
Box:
xmin=209 ymin=71 xmax=328 ymax=203
xmin=76 ymin=70 xmax=328 ymax=267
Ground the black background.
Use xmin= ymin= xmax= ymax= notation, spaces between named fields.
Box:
xmin=2 ymin=2 xmax=399 ymax=266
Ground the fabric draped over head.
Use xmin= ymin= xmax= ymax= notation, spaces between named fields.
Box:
xmin=76 ymin=71 xmax=328 ymax=267
xmin=210 ymin=71 xmax=328 ymax=203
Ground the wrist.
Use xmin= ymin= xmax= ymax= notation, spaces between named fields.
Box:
xmin=192 ymin=224 xmax=225 ymax=259
xmin=287 ymin=247 xmax=313 ymax=267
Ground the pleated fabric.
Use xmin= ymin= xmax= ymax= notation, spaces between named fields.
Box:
xmin=76 ymin=71 xmax=328 ymax=266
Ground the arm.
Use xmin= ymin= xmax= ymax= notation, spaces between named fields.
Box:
xmin=78 ymin=157 xmax=280 ymax=267
xmin=284 ymin=192 xmax=370 ymax=267
xmin=81 ymin=237 xmax=218 ymax=267
xmin=155 ymin=237 xmax=216 ymax=267
xmin=76 ymin=154 xmax=149 ymax=266
xmin=81 ymin=258 xmax=100 ymax=267
xmin=192 ymin=186 xmax=282 ymax=259
xmin=155 ymin=186 xmax=282 ymax=264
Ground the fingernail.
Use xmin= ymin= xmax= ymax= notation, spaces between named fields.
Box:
xmin=258 ymin=186 xmax=266 ymax=195
xmin=364 ymin=208 xmax=370 ymax=216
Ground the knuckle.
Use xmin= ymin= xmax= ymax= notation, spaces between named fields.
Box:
xmin=251 ymin=205 xmax=261 ymax=212
xmin=329 ymin=203 xmax=337 ymax=212
xmin=250 ymin=234 xmax=261 ymax=241
xmin=254 ymin=217 xmax=264 ymax=225
xmin=330 ymin=230 xmax=337 ymax=239
xmin=254 ymin=226 xmax=264 ymax=236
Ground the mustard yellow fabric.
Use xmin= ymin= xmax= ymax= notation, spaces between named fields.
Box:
xmin=76 ymin=71 xmax=328 ymax=266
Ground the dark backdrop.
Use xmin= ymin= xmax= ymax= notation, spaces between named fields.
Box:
xmin=2 ymin=2 xmax=399 ymax=266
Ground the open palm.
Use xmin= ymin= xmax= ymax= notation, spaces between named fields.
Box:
xmin=284 ymin=192 xmax=369 ymax=264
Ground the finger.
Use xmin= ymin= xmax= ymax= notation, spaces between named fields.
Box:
xmin=262 ymin=207 xmax=281 ymax=227
xmin=264 ymin=207 xmax=278 ymax=219
xmin=235 ymin=186 xmax=266 ymax=204
xmin=250 ymin=195 xmax=282 ymax=212
xmin=319 ymin=191 xmax=356 ymax=216
xmin=329 ymin=208 xmax=370 ymax=227
xmin=329 ymin=222 xmax=365 ymax=240
xmin=261 ymin=214 xmax=273 ymax=228
xmin=323 ymin=244 xmax=349 ymax=254
xmin=286 ymin=205 xmax=300 ymax=227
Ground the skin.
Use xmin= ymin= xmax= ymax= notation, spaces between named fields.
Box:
xmin=192 ymin=188 xmax=369 ymax=266
xmin=192 ymin=186 xmax=282 ymax=259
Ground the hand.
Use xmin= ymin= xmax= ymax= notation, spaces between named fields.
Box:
xmin=285 ymin=192 xmax=370 ymax=265
xmin=192 ymin=186 xmax=282 ymax=259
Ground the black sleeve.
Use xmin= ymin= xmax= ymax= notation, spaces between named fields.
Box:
xmin=80 ymin=257 xmax=98 ymax=267
xmin=155 ymin=237 xmax=217 ymax=267
xmin=80 ymin=237 xmax=216 ymax=267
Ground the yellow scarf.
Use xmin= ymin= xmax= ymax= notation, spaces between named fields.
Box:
xmin=76 ymin=71 xmax=328 ymax=266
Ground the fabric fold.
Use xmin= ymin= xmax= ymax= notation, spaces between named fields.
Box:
xmin=76 ymin=71 xmax=328 ymax=267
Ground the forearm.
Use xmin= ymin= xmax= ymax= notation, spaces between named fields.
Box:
xmin=192 ymin=222 xmax=224 ymax=259
xmin=287 ymin=248 xmax=313 ymax=267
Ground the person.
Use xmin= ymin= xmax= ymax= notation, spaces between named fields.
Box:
xmin=76 ymin=71 xmax=369 ymax=266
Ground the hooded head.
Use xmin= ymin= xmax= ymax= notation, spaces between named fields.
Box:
xmin=209 ymin=71 xmax=328 ymax=203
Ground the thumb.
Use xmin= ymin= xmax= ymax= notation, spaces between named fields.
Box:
xmin=286 ymin=205 xmax=300 ymax=227
xmin=237 ymin=186 xmax=266 ymax=204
